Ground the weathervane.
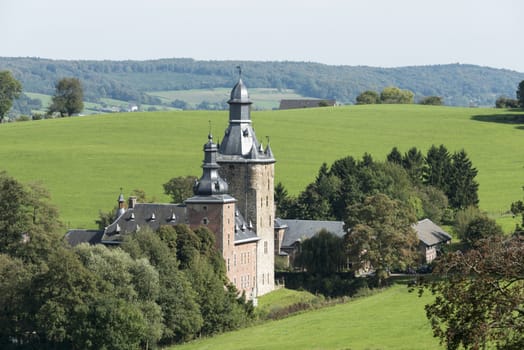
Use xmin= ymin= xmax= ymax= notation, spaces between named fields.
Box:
xmin=208 ymin=120 xmax=212 ymax=140
xmin=236 ymin=65 xmax=242 ymax=78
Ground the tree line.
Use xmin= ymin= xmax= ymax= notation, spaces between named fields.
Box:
xmin=0 ymin=171 xmax=254 ymax=350
xmin=1 ymin=57 xmax=523 ymax=107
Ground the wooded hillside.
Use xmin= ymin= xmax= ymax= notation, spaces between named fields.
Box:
xmin=1 ymin=57 xmax=523 ymax=107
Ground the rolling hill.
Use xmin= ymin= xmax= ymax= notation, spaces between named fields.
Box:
xmin=0 ymin=104 xmax=523 ymax=229
xmin=171 ymin=284 xmax=442 ymax=350
xmin=1 ymin=57 xmax=523 ymax=111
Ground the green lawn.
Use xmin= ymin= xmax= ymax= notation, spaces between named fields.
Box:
xmin=0 ymin=105 xmax=523 ymax=228
xmin=169 ymin=285 xmax=442 ymax=350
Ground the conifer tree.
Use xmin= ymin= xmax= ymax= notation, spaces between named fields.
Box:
xmin=447 ymin=150 xmax=479 ymax=209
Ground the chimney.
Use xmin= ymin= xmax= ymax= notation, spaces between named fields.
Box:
xmin=128 ymin=196 xmax=137 ymax=209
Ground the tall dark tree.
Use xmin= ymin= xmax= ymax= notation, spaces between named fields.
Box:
xmin=386 ymin=146 xmax=403 ymax=165
xmin=424 ymin=144 xmax=451 ymax=192
xmin=402 ymin=147 xmax=425 ymax=184
xmin=296 ymin=229 xmax=346 ymax=274
xmin=517 ymin=80 xmax=524 ymax=108
xmin=448 ymin=150 xmax=479 ymax=209
xmin=274 ymin=182 xmax=297 ymax=218
xmin=0 ymin=70 xmax=22 ymax=121
xmin=48 ymin=77 xmax=84 ymax=116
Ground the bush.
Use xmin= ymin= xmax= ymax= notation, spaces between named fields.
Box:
xmin=15 ymin=115 xmax=31 ymax=122
xmin=419 ymin=96 xmax=443 ymax=105
xmin=495 ymin=96 xmax=519 ymax=108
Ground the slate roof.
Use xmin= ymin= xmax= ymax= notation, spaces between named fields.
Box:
xmin=413 ymin=218 xmax=452 ymax=247
xmin=234 ymin=211 xmax=259 ymax=244
xmin=64 ymin=229 xmax=104 ymax=246
xmin=217 ymin=78 xmax=275 ymax=163
xmin=66 ymin=199 xmax=258 ymax=246
xmin=278 ymin=219 xmax=346 ymax=248
xmin=101 ymin=203 xmax=187 ymax=244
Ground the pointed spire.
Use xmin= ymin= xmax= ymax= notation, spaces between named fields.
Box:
xmin=265 ymin=143 xmax=274 ymax=158
xmin=218 ymin=72 xmax=275 ymax=162
xmin=193 ymin=135 xmax=229 ymax=196
xmin=116 ymin=189 xmax=126 ymax=220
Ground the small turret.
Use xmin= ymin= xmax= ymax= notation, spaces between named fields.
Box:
xmin=193 ymin=134 xmax=230 ymax=196
xmin=116 ymin=192 xmax=126 ymax=219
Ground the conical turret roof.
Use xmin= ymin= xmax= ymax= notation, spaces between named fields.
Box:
xmin=217 ymin=76 xmax=275 ymax=164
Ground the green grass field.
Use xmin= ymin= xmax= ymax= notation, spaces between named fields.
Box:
xmin=0 ymin=105 xmax=523 ymax=228
xmin=169 ymin=284 xmax=442 ymax=350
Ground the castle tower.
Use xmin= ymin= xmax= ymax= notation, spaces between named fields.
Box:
xmin=185 ymin=134 xmax=237 ymax=285
xmin=217 ymin=77 xmax=276 ymax=296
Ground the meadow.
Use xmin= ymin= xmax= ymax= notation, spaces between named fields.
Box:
xmin=0 ymin=104 xmax=523 ymax=229
xmin=169 ymin=284 xmax=442 ymax=350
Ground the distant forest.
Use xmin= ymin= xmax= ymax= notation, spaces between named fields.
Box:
xmin=1 ymin=57 xmax=523 ymax=107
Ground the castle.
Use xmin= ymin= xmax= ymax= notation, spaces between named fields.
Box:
xmin=66 ymin=76 xmax=275 ymax=298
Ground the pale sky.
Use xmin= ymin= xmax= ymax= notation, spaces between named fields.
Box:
xmin=1 ymin=0 xmax=523 ymax=72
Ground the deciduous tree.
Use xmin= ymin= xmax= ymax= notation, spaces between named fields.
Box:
xmin=421 ymin=236 xmax=524 ymax=350
xmin=48 ymin=77 xmax=84 ymax=116
xmin=356 ymin=90 xmax=380 ymax=104
xmin=163 ymin=176 xmax=197 ymax=203
xmin=380 ymin=86 xmax=414 ymax=104
xmin=462 ymin=215 xmax=503 ymax=246
xmin=344 ymin=194 xmax=418 ymax=285
xmin=0 ymin=71 xmax=22 ymax=122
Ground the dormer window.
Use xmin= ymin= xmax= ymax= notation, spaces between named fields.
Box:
xmin=150 ymin=213 xmax=156 ymax=221
xmin=170 ymin=212 xmax=176 ymax=222
xmin=129 ymin=212 xmax=135 ymax=221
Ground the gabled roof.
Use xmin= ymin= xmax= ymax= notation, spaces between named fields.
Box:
xmin=101 ymin=203 xmax=187 ymax=244
xmin=278 ymin=218 xmax=346 ymax=248
xmin=413 ymin=218 xmax=452 ymax=247
xmin=64 ymin=229 xmax=104 ymax=246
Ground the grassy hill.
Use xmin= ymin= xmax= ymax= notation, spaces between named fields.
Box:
xmin=0 ymin=104 xmax=523 ymax=229
xmin=169 ymin=284 xmax=442 ymax=350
